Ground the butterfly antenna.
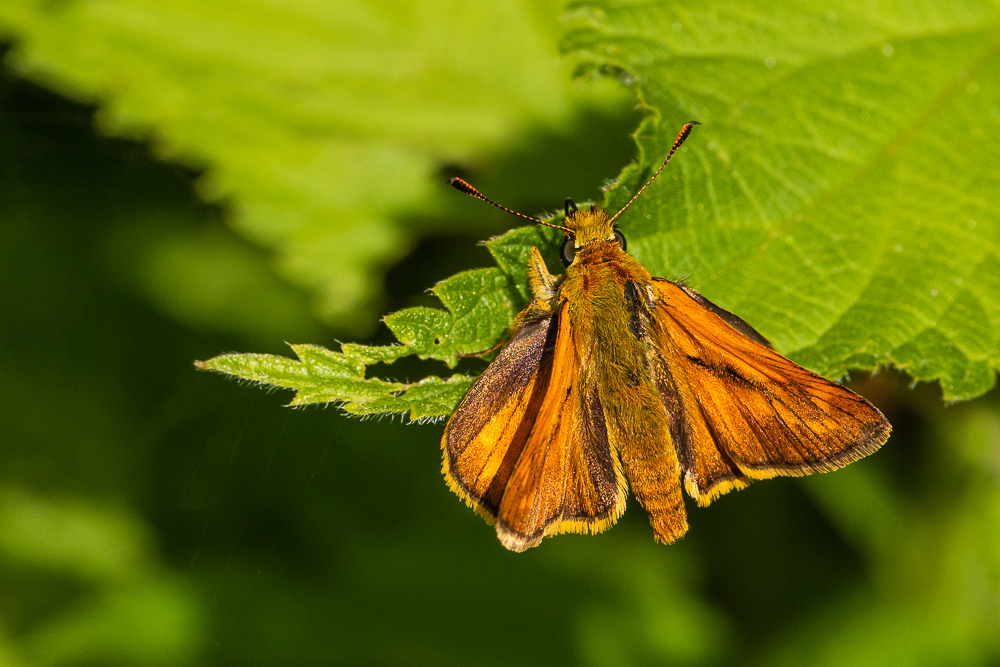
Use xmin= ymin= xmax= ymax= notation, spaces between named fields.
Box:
xmin=609 ymin=121 xmax=701 ymax=225
xmin=447 ymin=177 xmax=572 ymax=233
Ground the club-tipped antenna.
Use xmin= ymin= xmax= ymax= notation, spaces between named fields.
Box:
xmin=447 ymin=177 xmax=572 ymax=233
xmin=609 ymin=121 xmax=701 ymax=225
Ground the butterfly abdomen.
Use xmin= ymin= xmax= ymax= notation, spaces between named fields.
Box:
xmin=559 ymin=250 xmax=690 ymax=544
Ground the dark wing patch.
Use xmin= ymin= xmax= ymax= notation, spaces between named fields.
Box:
xmin=623 ymin=281 xmax=645 ymax=341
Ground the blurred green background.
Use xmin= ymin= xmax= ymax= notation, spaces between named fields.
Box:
xmin=2 ymin=1 xmax=1000 ymax=665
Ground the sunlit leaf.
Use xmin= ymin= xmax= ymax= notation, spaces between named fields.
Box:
xmin=563 ymin=0 xmax=1000 ymax=401
xmin=203 ymin=1 xmax=998 ymax=416
xmin=196 ymin=226 xmax=554 ymax=419
xmin=0 ymin=0 xmax=616 ymax=331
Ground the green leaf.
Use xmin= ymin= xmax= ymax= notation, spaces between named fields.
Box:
xmin=562 ymin=0 xmax=1000 ymax=401
xmin=0 ymin=0 xmax=619 ymax=331
xmin=198 ymin=347 xmax=475 ymax=422
xmin=204 ymin=0 xmax=998 ymax=412
xmin=0 ymin=491 xmax=202 ymax=665
xmin=197 ymin=225 xmax=567 ymax=419
xmin=0 ymin=489 xmax=155 ymax=582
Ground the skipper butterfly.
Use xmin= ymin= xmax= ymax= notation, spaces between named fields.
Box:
xmin=443 ymin=122 xmax=890 ymax=551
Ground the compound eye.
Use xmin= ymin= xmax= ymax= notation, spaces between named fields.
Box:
xmin=613 ymin=229 xmax=627 ymax=252
xmin=561 ymin=237 xmax=577 ymax=266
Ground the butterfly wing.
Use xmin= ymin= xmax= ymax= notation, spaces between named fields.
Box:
xmin=442 ymin=304 xmax=554 ymax=521
xmin=494 ymin=300 xmax=627 ymax=551
xmin=648 ymin=278 xmax=891 ymax=505
xmin=443 ymin=300 xmax=627 ymax=550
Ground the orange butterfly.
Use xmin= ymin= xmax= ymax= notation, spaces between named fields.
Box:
xmin=443 ymin=122 xmax=890 ymax=552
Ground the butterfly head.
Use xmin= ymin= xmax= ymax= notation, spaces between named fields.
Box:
xmin=446 ymin=119 xmax=700 ymax=270
xmin=560 ymin=199 xmax=626 ymax=267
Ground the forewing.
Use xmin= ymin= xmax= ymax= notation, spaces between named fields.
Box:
xmin=649 ymin=278 xmax=891 ymax=505
xmin=496 ymin=301 xmax=627 ymax=552
xmin=442 ymin=311 xmax=553 ymax=521
xmin=677 ymin=284 xmax=772 ymax=348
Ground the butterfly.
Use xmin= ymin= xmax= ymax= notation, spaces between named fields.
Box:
xmin=442 ymin=122 xmax=891 ymax=552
